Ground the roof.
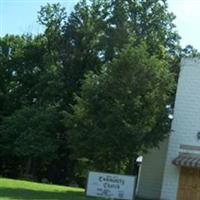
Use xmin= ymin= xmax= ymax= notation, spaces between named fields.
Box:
xmin=172 ymin=153 xmax=200 ymax=168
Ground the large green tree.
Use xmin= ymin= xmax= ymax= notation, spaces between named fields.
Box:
xmin=67 ymin=44 xmax=174 ymax=173
xmin=60 ymin=0 xmax=180 ymax=104
xmin=61 ymin=0 xmax=180 ymax=176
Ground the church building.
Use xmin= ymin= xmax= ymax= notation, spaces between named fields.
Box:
xmin=137 ymin=58 xmax=200 ymax=200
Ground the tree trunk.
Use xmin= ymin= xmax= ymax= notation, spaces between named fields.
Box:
xmin=25 ymin=158 xmax=32 ymax=176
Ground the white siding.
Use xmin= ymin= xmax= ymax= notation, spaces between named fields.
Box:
xmin=137 ymin=139 xmax=168 ymax=199
xmin=161 ymin=58 xmax=200 ymax=200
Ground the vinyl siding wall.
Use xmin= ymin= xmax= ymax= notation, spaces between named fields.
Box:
xmin=137 ymin=139 xmax=168 ymax=199
xmin=161 ymin=58 xmax=200 ymax=200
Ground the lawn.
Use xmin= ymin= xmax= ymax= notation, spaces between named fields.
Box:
xmin=0 ymin=178 xmax=144 ymax=200
xmin=0 ymin=178 xmax=103 ymax=200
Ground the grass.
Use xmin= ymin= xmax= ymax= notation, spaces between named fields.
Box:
xmin=0 ymin=178 xmax=103 ymax=200
xmin=0 ymin=178 xmax=145 ymax=200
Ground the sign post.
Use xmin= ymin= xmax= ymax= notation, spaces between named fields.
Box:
xmin=86 ymin=171 xmax=136 ymax=200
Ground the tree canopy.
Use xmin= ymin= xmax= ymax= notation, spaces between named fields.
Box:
xmin=67 ymin=44 xmax=174 ymax=173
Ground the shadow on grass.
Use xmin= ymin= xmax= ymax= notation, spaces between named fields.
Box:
xmin=0 ymin=187 xmax=147 ymax=200
xmin=0 ymin=187 xmax=87 ymax=200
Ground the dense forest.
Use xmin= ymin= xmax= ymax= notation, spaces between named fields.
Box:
xmin=0 ymin=0 xmax=197 ymax=186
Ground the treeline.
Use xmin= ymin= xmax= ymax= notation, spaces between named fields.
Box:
xmin=0 ymin=0 xmax=196 ymax=186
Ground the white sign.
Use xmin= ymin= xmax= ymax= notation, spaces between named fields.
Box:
xmin=86 ymin=171 xmax=136 ymax=200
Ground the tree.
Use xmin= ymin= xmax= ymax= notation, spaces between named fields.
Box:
xmin=0 ymin=106 xmax=61 ymax=178
xmin=181 ymin=45 xmax=200 ymax=58
xmin=0 ymin=35 xmax=27 ymax=117
xmin=61 ymin=0 xmax=107 ymax=105
xmin=0 ymin=34 xmax=68 ymax=183
xmin=37 ymin=3 xmax=67 ymax=55
xmin=67 ymin=44 xmax=174 ymax=174
xmin=60 ymin=0 xmax=180 ymax=104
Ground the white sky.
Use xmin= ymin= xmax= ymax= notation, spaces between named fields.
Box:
xmin=168 ymin=0 xmax=200 ymax=50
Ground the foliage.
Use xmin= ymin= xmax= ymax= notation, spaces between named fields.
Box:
xmin=0 ymin=106 xmax=59 ymax=159
xmin=0 ymin=34 xmax=69 ymax=182
xmin=60 ymin=0 xmax=181 ymax=104
xmin=181 ymin=45 xmax=200 ymax=58
xmin=67 ymin=44 xmax=175 ymax=173
xmin=0 ymin=106 xmax=64 ymax=177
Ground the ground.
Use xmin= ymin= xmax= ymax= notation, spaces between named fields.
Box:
xmin=0 ymin=178 xmax=144 ymax=200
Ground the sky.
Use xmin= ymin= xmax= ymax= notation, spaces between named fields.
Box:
xmin=0 ymin=0 xmax=200 ymax=50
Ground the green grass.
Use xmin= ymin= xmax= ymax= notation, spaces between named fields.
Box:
xmin=0 ymin=178 xmax=145 ymax=200
xmin=0 ymin=178 xmax=103 ymax=200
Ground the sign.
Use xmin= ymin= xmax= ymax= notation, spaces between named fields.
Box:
xmin=86 ymin=171 xmax=136 ymax=200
